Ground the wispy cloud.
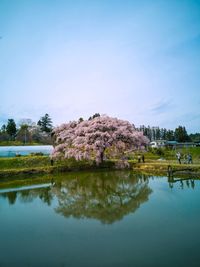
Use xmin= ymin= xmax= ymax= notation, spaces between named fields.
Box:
xmin=150 ymin=99 xmax=174 ymax=114
xmin=159 ymin=111 xmax=200 ymax=133
xmin=179 ymin=112 xmax=200 ymax=123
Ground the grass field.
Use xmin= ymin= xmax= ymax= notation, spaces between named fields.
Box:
xmin=0 ymin=147 xmax=199 ymax=179
xmin=140 ymin=147 xmax=200 ymax=163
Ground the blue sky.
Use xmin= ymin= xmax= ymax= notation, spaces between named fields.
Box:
xmin=0 ymin=0 xmax=200 ymax=133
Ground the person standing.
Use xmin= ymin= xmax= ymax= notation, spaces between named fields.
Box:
xmin=187 ymin=153 xmax=193 ymax=164
xmin=176 ymin=152 xmax=181 ymax=164
xmin=142 ymin=154 xmax=145 ymax=163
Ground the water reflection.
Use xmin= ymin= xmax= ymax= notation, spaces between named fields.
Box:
xmin=53 ymin=172 xmax=152 ymax=224
xmin=0 ymin=171 xmax=152 ymax=223
xmin=168 ymin=176 xmax=197 ymax=189
xmin=0 ymin=186 xmax=53 ymax=206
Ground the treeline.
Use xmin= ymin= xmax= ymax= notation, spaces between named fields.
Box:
xmin=1 ymin=112 xmax=199 ymax=145
xmin=0 ymin=114 xmax=53 ymax=144
xmin=138 ymin=125 xmax=200 ymax=143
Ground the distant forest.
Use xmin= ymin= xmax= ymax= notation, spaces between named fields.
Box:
xmin=0 ymin=113 xmax=200 ymax=144
xmin=138 ymin=125 xmax=200 ymax=143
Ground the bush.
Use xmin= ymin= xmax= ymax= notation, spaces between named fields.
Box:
xmin=30 ymin=152 xmax=44 ymax=156
xmin=149 ymin=147 xmax=165 ymax=156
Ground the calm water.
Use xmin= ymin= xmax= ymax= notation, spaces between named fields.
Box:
xmin=0 ymin=171 xmax=200 ymax=267
xmin=0 ymin=145 xmax=53 ymax=157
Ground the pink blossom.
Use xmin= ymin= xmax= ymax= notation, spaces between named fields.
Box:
xmin=51 ymin=115 xmax=149 ymax=164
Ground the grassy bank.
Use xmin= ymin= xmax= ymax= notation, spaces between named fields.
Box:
xmin=0 ymin=141 xmax=50 ymax=146
xmin=0 ymin=155 xmax=51 ymax=169
xmin=0 ymin=153 xmax=200 ymax=180
xmin=144 ymin=147 xmax=200 ymax=162
xmin=0 ymin=156 xmax=117 ymax=178
xmin=131 ymin=161 xmax=200 ymax=176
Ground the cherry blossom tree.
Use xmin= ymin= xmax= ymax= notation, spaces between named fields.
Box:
xmin=51 ymin=115 xmax=149 ymax=164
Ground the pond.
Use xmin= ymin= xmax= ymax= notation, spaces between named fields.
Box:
xmin=0 ymin=145 xmax=53 ymax=157
xmin=0 ymin=170 xmax=200 ymax=267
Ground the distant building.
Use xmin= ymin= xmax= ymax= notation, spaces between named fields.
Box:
xmin=149 ymin=140 xmax=167 ymax=148
xmin=149 ymin=140 xmax=197 ymax=149
xmin=166 ymin=141 xmax=178 ymax=149
xmin=171 ymin=142 xmax=196 ymax=148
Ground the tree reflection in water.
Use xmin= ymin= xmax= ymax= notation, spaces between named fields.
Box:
xmin=168 ymin=176 xmax=196 ymax=189
xmin=0 ymin=171 xmax=153 ymax=224
xmin=53 ymin=171 xmax=152 ymax=224
xmin=0 ymin=186 xmax=53 ymax=206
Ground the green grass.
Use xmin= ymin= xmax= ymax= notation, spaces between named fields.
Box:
xmin=143 ymin=147 xmax=200 ymax=163
xmin=0 ymin=141 xmax=51 ymax=146
xmin=0 ymin=156 xmax=116 ymax=179
xmin=0 ymin=147 xmax=200 ymax=179
xmin=0 ymin=155 xmax=51 ymax=169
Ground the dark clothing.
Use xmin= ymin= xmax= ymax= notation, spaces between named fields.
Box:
xmin=142 ymin=155 xmax=145 ymax=163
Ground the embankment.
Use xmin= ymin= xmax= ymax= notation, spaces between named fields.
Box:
xmin=0 ymin=156 xmax=200 ymax=179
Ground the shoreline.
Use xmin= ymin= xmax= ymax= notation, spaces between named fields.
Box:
xmin=0 ymin=156 xmax=200 ymax=179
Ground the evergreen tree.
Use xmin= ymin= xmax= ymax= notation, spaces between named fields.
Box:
xmin=152 ymin=128 xmax=156 ymax=140
xmin=174 ymin=126 xmax=190 ymax=142
xmin=147 ymin=126 xmax=152 ymax=141
xmin=37 ymin=114 xmax=53 ymax=133
xmin=155 ymin=128 xmax=161 ymax=140
xmin=189 ymin=133 xmax=200 ymax=143
xmin=0 ymin=124 xmax=9 ymax=141
xmin=6 ymin=119 xmax=17 ymax=140
xmin=88 ymin=113 xmax=100 ymax=120
xmin=166 ymin=130 xmax=174 ymax=141
xmin=1 ymin=124 xmax=6 ymax=133
xmin=78 ymin=117 xmax=84 ymax=123
xmin=163 ymin=128 xmax=167 ymax=140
